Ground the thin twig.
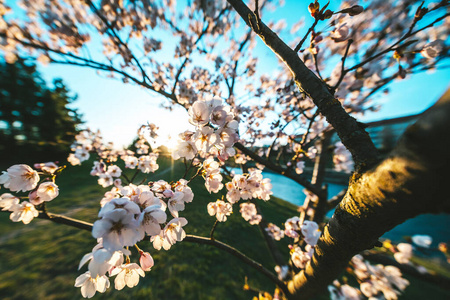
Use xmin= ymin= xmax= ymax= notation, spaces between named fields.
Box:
xmin=210 ymin=220 xmax=219 ymax=240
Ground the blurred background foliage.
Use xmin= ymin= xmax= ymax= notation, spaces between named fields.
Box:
xmin=0 ymin=59 xmax=83 ymax=164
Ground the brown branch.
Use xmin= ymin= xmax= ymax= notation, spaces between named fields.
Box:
xmin=287 ymin=88 xmax=450 ymax=299
xmin=2 ymin=209 xmax=288 ymax=294
xmin=184 ymin=235 xmax=290 ymax=296
xmin=346 ymin=12 xmax=450 ymax=73
xmin=85 ymin=0 xmax=151 ymax=84
xmin=235 ymin=142 xmax=322 ymax=195
xmin=326 ymin=188 xmax=347 ymax=211
xmin=227 ymin=0 xmax=379 ymax=172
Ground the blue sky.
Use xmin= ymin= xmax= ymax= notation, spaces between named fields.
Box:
xmin=16 ymin=0 xmax=450 ymax=147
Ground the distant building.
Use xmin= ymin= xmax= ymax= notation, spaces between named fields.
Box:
xmin=331 ymin=113 xmax=422 ymax=154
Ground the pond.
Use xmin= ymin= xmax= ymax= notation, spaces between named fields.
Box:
xmin=232 ymin=168 xmax=450 ymax=246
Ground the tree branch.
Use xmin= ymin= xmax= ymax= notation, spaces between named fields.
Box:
xmin=227 ymin=0 xmax=379 ymax=172
xmin=235 ymin=142 xmax=322 ymax=195
xmin=287 ymin=88 xmax=450 ymax=298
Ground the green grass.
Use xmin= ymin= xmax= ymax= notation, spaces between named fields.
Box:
xmin=0 ymin=156 xmax=300 ymax=300
xmin=0 ymin=156 xmax=449 ymax=299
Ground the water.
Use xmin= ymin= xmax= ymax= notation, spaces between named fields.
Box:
xmin=232 ymin=168 xmax=450 ymax=245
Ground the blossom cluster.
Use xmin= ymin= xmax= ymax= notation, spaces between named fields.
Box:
xmin=172 ymin=97 xmax=239 ymax=162
xmin=225 ymin=169 xmax=273 ymax=203
xmin=0 ymin=163 xmax=60 ymax=224
xmin=68 ymin=128 xmax=160 ymax=188
xmin=77 ymin=178 xmax=193 ymax=297
xmin=350 ymin=254 xmax=409 ymax=299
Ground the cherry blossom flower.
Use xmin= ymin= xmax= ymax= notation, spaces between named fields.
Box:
xmin=394 ymin=243 xmax=413 ymax=264
xmin=163 ymin=217 xmax=188 ymax=246
xmin=151 ymin=232 xmax=172 ymax=251
xmin=0 ymin=164 xmax=39 ymax=192
xmin=208 ymin=200 xmax=232 ymax=222
xmin=36 ymin=182 xmax=59 ymax=202
xmin=107 ymin=165 xmax=122 ymax=177
xmin=139 ymin=204 xmax=167 ymax=235
xmin=188 ymin=100 xmax=211 ymax=126
xmin=0 ymin=193 xmax=19 ymax=211
xmin=78 ymin=241 xmax=126 ymax=277
xmin=301 ymin=221 xmax=321 ymax=246
xmin=291 ymin=245 xmax=314 ymax=269
xmin=265 ymin=223 xmax=284 ymax=241
xmin=284 ymin=216 xmax=301 ymax=238
xmin=239 ymin=202 xmax=261 ymax=225
xmin=74 ymin=271 xmax=110 ymax=298
xmin=93 ymin=198 xmax=143 ymax=252
xmin=34 ymin=162 xmax=59 ymax=174
xmin=110 ymin=263 xmax=145 ymax=290
xmin=139 ymin=251 xmax=154 ymax=271
xmin=9 ymin=201 xmax=39 ymax=224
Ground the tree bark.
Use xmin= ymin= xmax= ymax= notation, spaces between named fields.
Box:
xmin=287 ymin=88 xmax=450 ymax=298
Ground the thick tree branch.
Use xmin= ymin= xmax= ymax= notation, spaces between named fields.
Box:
xmin=287 ymin=89 xmax=450 ymax=299
xmin=227 ymin=0 xmax=379 ymax=172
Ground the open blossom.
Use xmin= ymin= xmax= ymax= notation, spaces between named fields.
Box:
xmin=205 ymin=169 xmax=223 ymax=193
xmin=78 ymin=242 xmax=125 ymax=277
xmin=239 ymin=202 xmax=261 ymax=225
xmin=189 ymin=100 xmax=211 ymax=126
xmin=0 ymin=193 xmax=19 ymax=211
xmin=163 ymin=217 xmax=188 ymax=246
xmin=107 ymin=165 xmax=122 ymax=177
xmin=151 ymin=231 xmax=172 ymax=250
xmin=34 ymin=162 xmax=59 ymax=174
xmin=174 ymin=179 xmax=194 ymax=203
xmin=138 ymin=154 xmax=159 ymax=173
xmin=265 ymin=223 xmax=284 ymax=241
xmin=167 ymin=191 xmax=186 ymax=217
xmin=75 ymin=271 xmax=110 ymax=298
xmin=394 ymin=243 xmax=413 ymax=264
xmin=172 ymin=141 xmax=197 ymax=160
xmin=139 ymin=204 xmax=167 ymax=235
xmin=301 ymin=221 xmax=321 ymax=246
xmin=0 ymin=164 xmax=40 ymax=192
xmin=291 ymin=245 xmax=314 ymax=269
xmin=92 ymin=198 xmax=144 ymax=252
xmin=110 ymin=263 xmax=145 ymax=290
xmin=36 ymin=182 xmax=59 ymax=202
xmin=98 ymin=173 xmax=113 ymax=188
xmin=207 ymin=200 xmax=232 ymax=222
xmin=9 ymin=201 xmax=39 ymax=224
xmin=284 ymin=216 xmax=301 ymax=238
xmin=123 ymin=156 xmax=138 ymax=169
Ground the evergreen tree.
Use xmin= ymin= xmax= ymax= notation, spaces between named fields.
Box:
xmin=0 ymin=59 xmax=83 ymax=163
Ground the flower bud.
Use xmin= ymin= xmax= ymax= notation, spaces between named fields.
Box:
xmin=348 ymin=5 xmax=364 ymax=16
xmin=139 ymin=251 xmax=154 ymax=271
xmin=415 ymin=7 xmax=428 ymax=21
xmin=163 ymin=189 xmax=175 ymax=198
xmin=308 ymin=1 xmax=320 ymax=18
xmin=322 ymin=9 xmax=333 ymax=20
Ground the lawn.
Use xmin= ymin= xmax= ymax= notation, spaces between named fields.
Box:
xmin=0 ymin=156 xmax=449 ymax=299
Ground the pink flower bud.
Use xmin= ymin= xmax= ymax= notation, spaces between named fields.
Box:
xmin=29 ymin=190 xmax=43 ymax=206
xmin=163 ymin=189 xmax=174 ymax=198
xmin=139 ymin=252 xmax=154 ymax=271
